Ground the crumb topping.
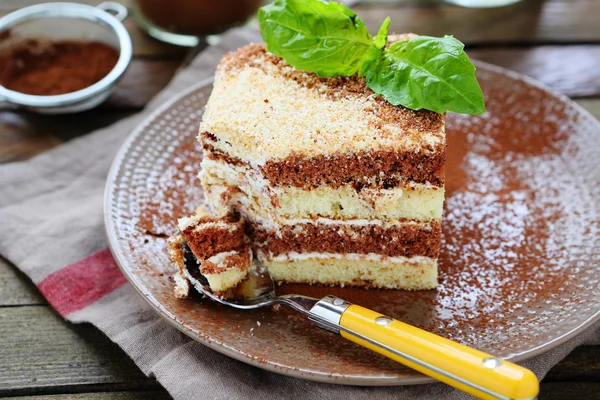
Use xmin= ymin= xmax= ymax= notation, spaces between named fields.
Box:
xmin=200 ymin=43 xmax=445 ymax=164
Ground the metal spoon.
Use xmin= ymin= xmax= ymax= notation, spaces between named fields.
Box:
xmin=185 ymin=260 xmax=539 ymax=400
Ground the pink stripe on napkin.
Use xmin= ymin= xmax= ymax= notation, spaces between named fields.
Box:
xmin=38 ymin=249 xmax=127 ymax=317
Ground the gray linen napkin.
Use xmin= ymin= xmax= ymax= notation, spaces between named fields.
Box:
xmin=0 ymin=28 xmax=598 ymax=400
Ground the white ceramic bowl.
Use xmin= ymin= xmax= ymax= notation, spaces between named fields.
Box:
xmin=0 ymin=2 xmax=132 ymax=113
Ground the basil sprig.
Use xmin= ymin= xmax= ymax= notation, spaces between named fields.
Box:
xmin=258 ymin=0 xmax=373 ymax=77
xmin=258 ymin=0 xmax=485 ymax=115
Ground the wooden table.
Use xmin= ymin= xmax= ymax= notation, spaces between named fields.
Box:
xmin=1 ymin=0 xmax=599 ymax=398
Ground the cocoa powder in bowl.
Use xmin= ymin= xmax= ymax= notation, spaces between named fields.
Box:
xmin=0 ymin=37 xmax=119 ymax=96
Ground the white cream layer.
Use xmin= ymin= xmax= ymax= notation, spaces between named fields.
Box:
xmin=204 ymin=250 xmax=239 ymax=267
xmin=257 ymin=251 xmax=434 ymax=265
xmin=177 ymin=215 xmax=238 ymax=232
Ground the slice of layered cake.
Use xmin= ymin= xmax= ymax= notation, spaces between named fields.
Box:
xmin=169 ymin=206 xmax=252 ymax=298
xmin=196 ymin=44 xmax=445 ymax=290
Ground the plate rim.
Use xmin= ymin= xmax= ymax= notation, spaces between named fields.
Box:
xmin=104 ymin=62 xmax=600 ymax=386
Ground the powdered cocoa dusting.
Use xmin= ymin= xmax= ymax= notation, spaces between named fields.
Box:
xmin=0 ymin=39 xmax=119 ymax=95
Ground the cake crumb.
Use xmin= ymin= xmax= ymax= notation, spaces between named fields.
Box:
xmin=173 ymin=272 xmax=190 ymax=299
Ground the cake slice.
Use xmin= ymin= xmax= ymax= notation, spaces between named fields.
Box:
xmin=169 ymin=206 xmax=252 ymax=298
xmin=195 ymin=43 xmax=445 ymax=290
xmin=198 ymin=249 xmax=253 ymax=294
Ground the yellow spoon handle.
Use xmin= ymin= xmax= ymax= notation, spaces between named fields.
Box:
xmin=311 ymin=297 xmax=538 ymax=400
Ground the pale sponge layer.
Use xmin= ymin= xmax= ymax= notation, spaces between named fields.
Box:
xmin=258 ymin=252 xmax=438 ymax=290
xmin=278 ymin=184 xmax=444 ymax=222
xmin=204 ymin=267 xmax=249 ymax=294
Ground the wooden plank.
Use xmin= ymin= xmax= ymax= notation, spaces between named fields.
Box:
xmin=0 ymin=111 xmax=62 ymax=163
xmin=0 ymin=306 xmax=161 ymax=397
xmin=106 ymin=60 xmax=180 ymax=110
xmin=0 ymin=257 xmax=46 ymax=306
xmin=540 ymin=382 xmax=600 ymax=400
xmin=1 ymin=0 xmax=600 ymax=50
xmin=468 ymin=46 xmax=600 ymax=98
xmin=5 ymin=385 xmax=600 ymax=400
xmin=356 ymin=0 xmax=600 ymax=45
xmin=10 ymin=392 xmax=171 ymax=400
xmin=122 ymin=20 xmax=188 ymax=59
xmin=545 ymin=346 xmax=600 ymax=382
xmin=0 ymin=110 xmax=135 ymax=163
xmin=5 ymin=378 xmax=600 ymax=399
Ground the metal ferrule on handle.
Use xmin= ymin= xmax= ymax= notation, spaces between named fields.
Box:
xmin=309 ymin=296 xmax=539 ymax=400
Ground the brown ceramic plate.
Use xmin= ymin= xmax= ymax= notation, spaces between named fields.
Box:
xmin=105 ymin=62 xmax=600 ymax=386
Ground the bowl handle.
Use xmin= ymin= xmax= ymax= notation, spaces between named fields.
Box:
xmin=97 ymin=2 xmax=128 ymax=22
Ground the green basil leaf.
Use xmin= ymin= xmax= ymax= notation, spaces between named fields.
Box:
xmin=258 ymin=0 xmax=372 ymax=77
xmin=358 ymin=16 xmax=389 ymax=77
xmin=361 ymin=35 xmax=486 ymax=114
